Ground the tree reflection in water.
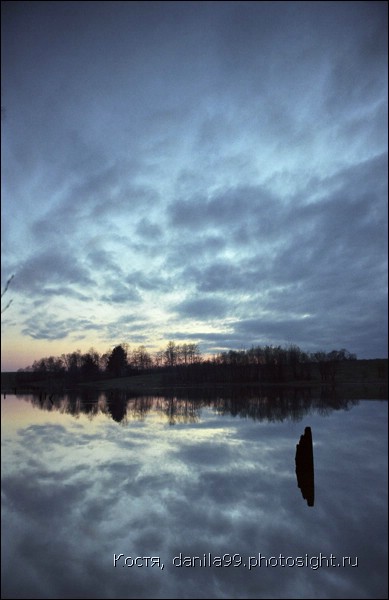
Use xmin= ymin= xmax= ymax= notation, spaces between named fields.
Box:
xmin=16 ymin=387 xmax=359 ymax=425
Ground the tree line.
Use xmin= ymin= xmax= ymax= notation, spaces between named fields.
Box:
xmin=20 ymin=342 xmax=357 ymax=385
xmin=20 ymin=341 xmax=201 ymax=379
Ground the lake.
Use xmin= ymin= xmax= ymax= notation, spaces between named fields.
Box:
xmin=1 ymin=389 xmax=387 ymax=599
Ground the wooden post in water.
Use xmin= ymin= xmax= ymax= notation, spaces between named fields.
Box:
xmin=295 ymin=426 xmax=315 ymax=507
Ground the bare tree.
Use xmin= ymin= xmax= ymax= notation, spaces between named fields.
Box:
xmin=164 ymin=341 xmax=178 ymax=367
xmin=1 ymin=274 xmax=14 ymax=313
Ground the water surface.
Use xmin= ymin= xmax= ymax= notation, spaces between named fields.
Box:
xmin=1 ymin=391 xmax=387 ymax=599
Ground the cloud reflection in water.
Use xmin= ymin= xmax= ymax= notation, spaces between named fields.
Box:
xmin=1 ymin=392 xmax=387 ymax=599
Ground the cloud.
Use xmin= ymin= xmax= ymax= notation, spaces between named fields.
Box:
xmin=127 ymin=275 xmax=169 ymax=294
xmin=174 ymin=296 xmax=229 ymax=320
xmin=169 ymin=185 xmax=277 ymax=234
xmin=11 ymin=249 xmax=93 ymax=293
xmin=100 ymin=286 xmax=142 ymax=305
xmin=21 ymin=315 xmax=104 ymax=341
xmin=136 ymin=217 xmax=163 ymax=240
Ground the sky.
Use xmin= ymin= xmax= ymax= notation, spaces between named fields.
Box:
xmin=1 ymin=1 xmax=388 ymax=370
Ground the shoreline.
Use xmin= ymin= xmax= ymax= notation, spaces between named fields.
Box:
xmin=2 ymin=359 xmax=387 ymax=399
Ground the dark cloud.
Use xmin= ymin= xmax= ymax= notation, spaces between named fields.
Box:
xmin=103 ymin=315 xmax=152 ymax=344
xmin=181 ymin=260 xmax=258 ymax=294
xmin=100 ymin=287 xmax=141 ymax=305
xmin=136 ymin=217 xmax=163 ymax=240
xmin=21 ymin=315 xmax=104 ymax=341
xmin=324 ymin=10 xmax=387 ymax=116
xmin=174 ymin=296 xmax=229 ymax=319
xmin=11 ymin=249 xmax=93 ymax=294
xmin=85 ymin=247 xmax=120 ymax=272
xmin=169 ymin=185 xmax=277 ymax=235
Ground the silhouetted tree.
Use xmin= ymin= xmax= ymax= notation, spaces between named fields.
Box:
xmin=164 ymin=341 xmax=178 ymax=367
xmin=80 ymin=350 xmax=100 ymax=380
xmin=287 ymin=345 xmax=302 ymax=379
xmin=187 ymin=342 xmax=201 ymax=364
xmin=99 ymin=351 xmax=110 ymax=372
xmin=153 ymin=350 xmax=164 ymax=367
xmin=62 ymin=350 xmax=82 ymax=380
xmin=132 ymin=345 xmax=152 ymax=370
xmin=107 ymin=345 xmax=127 ymax=377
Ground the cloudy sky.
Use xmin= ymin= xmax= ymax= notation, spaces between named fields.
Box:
xmin=1 ymin=1 xmax=387 ymax=370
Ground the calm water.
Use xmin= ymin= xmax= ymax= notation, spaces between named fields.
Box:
xmin=1 ymin=390 xmax=387 ymax=599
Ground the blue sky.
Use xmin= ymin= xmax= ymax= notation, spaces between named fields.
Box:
xmin=1 ymin=1 xmax=388 ymax=370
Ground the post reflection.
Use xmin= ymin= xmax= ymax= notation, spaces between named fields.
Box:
xmin=295 ymin=426 xmax=315 ymax=506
